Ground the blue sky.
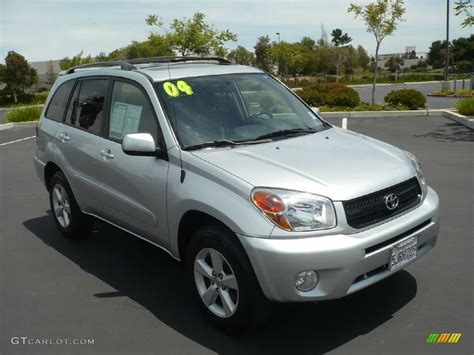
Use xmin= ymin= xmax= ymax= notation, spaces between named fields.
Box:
xmin=0 ymin=0 xmax=471 ymax=62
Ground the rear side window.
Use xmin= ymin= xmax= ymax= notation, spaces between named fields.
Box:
xmin=70 ymin=79 xmax=108 ymax=135
xmin=45 ymin=80 xmax=75 ymax=121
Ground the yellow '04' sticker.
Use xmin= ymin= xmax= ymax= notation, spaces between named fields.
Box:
xmin=163 ymin=80 xmax=193 ymax=97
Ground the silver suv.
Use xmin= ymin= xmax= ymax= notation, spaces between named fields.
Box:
xmin=35 ymin=57 xmax=440 ymax=332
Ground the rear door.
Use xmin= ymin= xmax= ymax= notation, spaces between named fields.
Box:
xmin=54 ymin=77 xmax=110 ymax=214
xmin=96 ymin=78 xmax=169 ymax=246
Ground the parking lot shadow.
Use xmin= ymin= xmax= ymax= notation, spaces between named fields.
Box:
xmin=414 ymin=121 xmax=474 ymax=142
xmin=24 ymin=213 xmax=418 ymax=354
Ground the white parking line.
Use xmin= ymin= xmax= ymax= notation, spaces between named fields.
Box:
xmin=0 ymin=136 xmax=36 ymax=147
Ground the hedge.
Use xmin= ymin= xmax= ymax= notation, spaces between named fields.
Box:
xmin=384 ymin=89 xmax=426 ymax=110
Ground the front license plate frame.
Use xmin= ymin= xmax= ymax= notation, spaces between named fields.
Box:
xmin=389 ymin=236 xmax=418 ymax=271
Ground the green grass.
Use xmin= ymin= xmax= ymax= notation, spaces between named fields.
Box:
xmin=430 ymin=89 xmax=473 ymax=97
xmin=456 ymin=97 xmax=474 ymax=116
xmin=6 ymin=106 xmax=43 ymax=122
xmin=319 ymin=102 xmax=412 ymax=112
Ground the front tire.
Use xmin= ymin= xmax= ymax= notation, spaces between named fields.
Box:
xmin=49 ymin=171 xmax=92 ymax=239
xmin=186 ymin=224 xmax=269 ymax=333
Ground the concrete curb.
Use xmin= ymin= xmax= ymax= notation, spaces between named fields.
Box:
xmin=320 ymin=109 xmax=432 ymax=119
xmin=319 ymin=109 xmax=473 ymax=129
xmin=0 ymin=121 xmax=38 ymax=131
xmin=442 ymin=110 xmax=474 ymax=129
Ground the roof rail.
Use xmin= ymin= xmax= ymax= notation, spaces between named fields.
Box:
xmin=128 ymin=56 xmax=232 ymax=65
xmin=64 ymin=61 xmax=136 ymax=74
xmin=62 ymin=56 xmax=232 ymax=75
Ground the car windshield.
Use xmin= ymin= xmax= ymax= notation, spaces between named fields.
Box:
xmin=154 ymin=73 xmax=328 ymax=149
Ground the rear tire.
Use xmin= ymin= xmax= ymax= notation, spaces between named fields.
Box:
xmin=186 ymin=224 xmax=269 ymax=333
xmin=49 ymin=171 xmax=93 ymax=239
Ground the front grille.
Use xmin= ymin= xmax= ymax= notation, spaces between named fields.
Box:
xmin=343 ymin=177 xmax=422 ymax=229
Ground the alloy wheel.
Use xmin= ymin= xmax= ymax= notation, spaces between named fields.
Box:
xmin=52 ymin=184 xmax=71 ymax=228
xmin=194 ymin=248 xmax=239 ymax=318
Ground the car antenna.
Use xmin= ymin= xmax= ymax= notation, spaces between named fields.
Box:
xmin=166 ymin=59 xmax=186 ymax=183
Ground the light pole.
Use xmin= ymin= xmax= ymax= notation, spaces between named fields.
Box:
xmin=444 ymin=0 xmax=450 ymax=82
xmin=276 ymin=32 xmax=281 ymax=43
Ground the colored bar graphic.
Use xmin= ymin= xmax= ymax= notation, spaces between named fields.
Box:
xmin=426 ymin=333 xmax=461 ymax=344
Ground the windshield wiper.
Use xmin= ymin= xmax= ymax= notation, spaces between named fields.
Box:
xmin=249 ymin=128 xmax=318 ymax=141
xmin=184 ymin=138 xmax=272 ymax=151
xmin=184 ymin=139 xmax=239 ymax=151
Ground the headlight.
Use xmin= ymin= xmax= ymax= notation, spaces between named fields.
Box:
xmin=404 ymin=151 xmax=428 ymax=197
xmin=251 ymin=188 xmax=336 ymax=231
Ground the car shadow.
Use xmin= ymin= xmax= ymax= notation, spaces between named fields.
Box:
xmin=414 ymin=121 xmax=474 ymax=142
xmin=23 ymin=213 xmax=418 ymax=354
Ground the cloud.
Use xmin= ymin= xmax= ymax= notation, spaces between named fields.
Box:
xmin=0 ymin=0 xmax=471 ymax=62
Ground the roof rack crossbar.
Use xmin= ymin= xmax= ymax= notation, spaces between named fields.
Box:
xmin=65 ymin=61 xmax=136 ymax=74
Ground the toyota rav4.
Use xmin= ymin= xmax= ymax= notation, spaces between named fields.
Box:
xmin=34 ymin=56 xmax=440 ymax=332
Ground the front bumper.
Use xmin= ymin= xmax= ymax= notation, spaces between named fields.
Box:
xmin=238 ymin=187 xmax=440 ymax=302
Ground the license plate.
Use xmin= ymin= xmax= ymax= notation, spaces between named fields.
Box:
xmin=389 ymin=236 xmax=418 ymax=271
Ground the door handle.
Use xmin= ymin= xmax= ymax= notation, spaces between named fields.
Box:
xmin=100 ymin=149 xmax=114 ymax=159
xmin=58 ymin=132 xmax=70 ymax=142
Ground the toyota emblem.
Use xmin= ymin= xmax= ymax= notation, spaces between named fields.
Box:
xmin=384 ymin=193 xmax=399 ymax=210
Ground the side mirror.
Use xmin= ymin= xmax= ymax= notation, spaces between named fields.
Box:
xmin=122 ymin=133 xmax=159 ymax=156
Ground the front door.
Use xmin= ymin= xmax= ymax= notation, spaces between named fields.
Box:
xmin=96 ymin=79 xmax=169 ymax=247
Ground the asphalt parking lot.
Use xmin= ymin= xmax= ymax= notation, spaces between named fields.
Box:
xmin=0 ymin=116 xmax=472 ymax=354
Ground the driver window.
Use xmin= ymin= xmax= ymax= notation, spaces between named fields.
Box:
xmin=108 ymin=81 xmax=158 ymax=143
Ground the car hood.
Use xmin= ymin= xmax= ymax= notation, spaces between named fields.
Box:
xmin=191 ymin=127 xmax=415 ymax=201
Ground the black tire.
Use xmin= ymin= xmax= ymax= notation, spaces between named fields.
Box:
xmin=48 ymin=171 xmax=93 ymax=239
xmin=186 ymin=224 xmax=269 ymax=333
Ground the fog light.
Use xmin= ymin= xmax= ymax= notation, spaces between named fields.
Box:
xmin=295 ymin=271 xmax=318 ymax=292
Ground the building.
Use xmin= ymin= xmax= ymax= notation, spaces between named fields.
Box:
xmin=29 ymin=60 xmax=62 ymax=90
xmin=377 ymin=46 xmax=429 ymax=69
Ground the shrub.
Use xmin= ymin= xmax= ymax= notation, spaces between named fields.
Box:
xmin=456 ymin=97 xmax=474 ymax=116
xmin=298 ymin=85 xmax=327 ymax=107
xmin=325 ymin=86 xmax=360 ymax=108
xmin=298 ymin=83 xmax=360 ymax=108
xmin=384 ymin=89 xmax=426 ymax=110
xmin=6 ymin=106 xmax=43 ymax=122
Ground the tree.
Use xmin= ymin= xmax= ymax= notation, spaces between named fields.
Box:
xmin=95 ymin=52 xmax=108 ymax=61
xmin=385 ymin=55 xmax=404 ymax=81
xmin=454 ymin=0 xmax=473 ymax=28
xmin=300 ymin=36 xmax=316 ymax=50
xmin=451 ymin=34 xmax=474 ymax=65
xmin=348 ymin=0 xmax=406 ymax=103
xmin=356 ymin=45 xmax=370 ymax=69
xmin=330 ymin=28 xmax=353 ymax=82
xmin=227 ymin=46 xmax=256 ymax=66
xmin=427 ymin=35 xmax=473 ymax=70
xmin=269 ymin=42 xmax=307 ymax=79
xmin=1 ymin=51 xmax=38 ymax=103
xmin=59 ymin=51 xmax=93 ymax=70
xmin=428 ymin=40 xmax=446 ymax=68
xmin=254 ymin=35 xmax=273 ymax=72
xmin=331 ymin=29 xmax=352 ymax=47
xmin=45 ymin=60 xmax=56 ymax=85
xmin=146 ymin=12 xmax=237 ymax=56
xmin=329 ymin=46 xmax=350 ymax=82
